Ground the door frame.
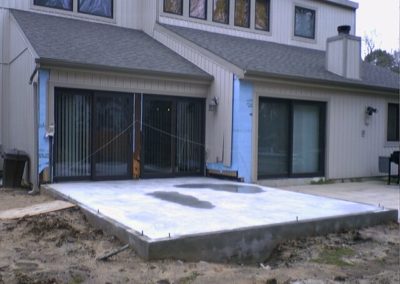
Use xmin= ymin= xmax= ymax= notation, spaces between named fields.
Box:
xmin=53 ymin=87 xmax=134 ymax=182
xmin=257 ymin=97 xmax=326 ymax=179
xmin=140 ymin=94 xmax=206 ymax=179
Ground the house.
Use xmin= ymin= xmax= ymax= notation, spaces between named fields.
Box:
xmin=0 ymin=0 xmax=398 ymax=191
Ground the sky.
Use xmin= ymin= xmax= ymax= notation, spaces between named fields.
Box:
xmin=354 ymin=0 xmax=399 ymax=55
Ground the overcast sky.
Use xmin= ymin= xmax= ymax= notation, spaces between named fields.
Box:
xmin=354 ymin=0 xmax=399 ymax=55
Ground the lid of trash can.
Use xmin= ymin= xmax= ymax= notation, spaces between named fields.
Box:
xmin=2 ymin=149 xmax=29 ymax=161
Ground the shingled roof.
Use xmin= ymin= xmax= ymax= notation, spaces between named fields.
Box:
xmin=11 ymin=10 xmax=212 ymax=81
xmin=162 ymin=24 xmax=399 ymax=92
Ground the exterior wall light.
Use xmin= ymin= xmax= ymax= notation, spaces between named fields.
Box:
xmin=208 ymin=96 xmax=219 ymax=112
xmin=365 ymin=106 xmax=378 ymax=126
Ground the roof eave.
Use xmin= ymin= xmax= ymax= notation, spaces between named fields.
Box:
xmin=35 ymin=58 xmax=214 ymax=83
xmin=244 ymin=70 xmax=399 ymax=95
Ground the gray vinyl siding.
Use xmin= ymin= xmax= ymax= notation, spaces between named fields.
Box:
xmin=158 ymin=0 xmax=356 ymax=51
xmin=1 ymin=10 xmax=37 ymax=186
xmin=154 ymin=26 xmax=235 ymax=167
xmin=253 ymin=81 xmax=399 ymax=181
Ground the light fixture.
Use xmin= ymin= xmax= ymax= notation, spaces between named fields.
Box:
xmin=208 ymin=96 xmax=219 ymax=112
xmin=365 ymin=106 xmax=378 ymax=126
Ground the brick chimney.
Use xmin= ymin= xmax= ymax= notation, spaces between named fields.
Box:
xmin=326 ymin=25 xmax=361 ymax=80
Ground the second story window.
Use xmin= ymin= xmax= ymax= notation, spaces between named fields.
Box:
xmin=388 ymin=103 xmax=399 ymax=142
xmin=78 ymin=0 xmax=113 ymax=18
xmin=213 ymin=0 xmax=229 ymax=24
xmin=234 ymin=0 xmax=250 ymax=28
xmin=294 ymin=6 xmax=316 ymax=39
xmin=255 ymin=0 xmax=270 ymax=31
xmin=190 ymin=0 xmax=207 ymax=20
xmin=164 ymin=0 xmax=183 ymax=15
xmin=34 ymin=0 xmax=73 ymax=11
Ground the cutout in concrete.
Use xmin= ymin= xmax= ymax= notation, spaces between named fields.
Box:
xmin=175 ymin=183 xmax=264 ymax=194
xmin=147 ymin=191 xmax=215 ymax=209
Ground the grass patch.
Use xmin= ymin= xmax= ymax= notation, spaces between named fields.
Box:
xmin=310 ymin=178 xmax=335 ymax=185
xmin=313 ymin=247 xmax=355 ymax=267
xmin=177 ymin=271 xmax=201 ymax=284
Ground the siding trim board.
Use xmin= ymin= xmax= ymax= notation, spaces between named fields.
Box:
xmin=37 ymin=58 xmax=213 ymax=83
xmin=155 ymin=23 xmax=245 ymax=77
xmin=244 ymin=72 xmax=399 ymax=96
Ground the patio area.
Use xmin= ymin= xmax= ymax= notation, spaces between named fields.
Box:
xmin=44 ymin=177 xmax=397 ymax=262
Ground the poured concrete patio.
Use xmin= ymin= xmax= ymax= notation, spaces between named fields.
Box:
xmin=43 ymin=178 xmax=397 ymax=262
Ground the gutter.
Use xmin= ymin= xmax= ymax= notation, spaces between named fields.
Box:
xmin=35 ymin=58 xmax=214 ymax=84
xmin=244 ymin=70 xmax=399 ymax=95
xmin=29 ymin=62 xmax=40 ymax=85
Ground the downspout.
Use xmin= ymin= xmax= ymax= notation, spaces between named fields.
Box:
xmin=29 ymin=62 xmax=40 ymax=194
xmin=29 ymin=62 xmax=40 ymax=85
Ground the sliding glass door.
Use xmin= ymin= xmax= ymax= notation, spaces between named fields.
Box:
xmin=54 ymin=88 xmax=133 ymax=181
xmin=258 ymin=98 xmax=325 ymax=179
xmin=142 ymin=95 xmax=205 ymax=178
xmin=93 ymin=93 xmax=133 ymax=180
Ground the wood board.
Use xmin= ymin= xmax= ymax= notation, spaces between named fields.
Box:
xmin=0 ymin=200 xmax=75 ymax=220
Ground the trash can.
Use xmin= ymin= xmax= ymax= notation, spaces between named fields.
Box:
xmin=2 ymin=149 xmax=29 ymax=188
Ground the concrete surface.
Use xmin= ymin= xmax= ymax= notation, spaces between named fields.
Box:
xmin=48 ymin=178 xmax=387 ymax=240
xmin=281 ymin=180 xmax=399 ymax=216
xmin=44 ymin=178 xmax=398 ymax=262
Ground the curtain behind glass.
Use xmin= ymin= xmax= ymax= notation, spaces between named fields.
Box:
xmin=34 ymin=0 xmax=73 ymax=10
xmin=55 ymin=92 xmax=91 ymax=178
xmin=190 ymin=0 xmax=207 ymax=19
xmin=164 ymin=0 xmax=183 ymax=15
xmin=294 ymin=6 xmax=315 ymax=38
xmin=176 ymin=101 xmax=203 ymax=173
xmin=213 ymin=0 xmax=229 ymax=24
xmin=79 ymin=0 xmax=113 ymax=17
xmin=292 ymin=104 xmax=320 ymax=174
xmin=255 ymin=0 xmax=270 ymax=31
xmin=235 ymin=0 xmax=250 ymax=27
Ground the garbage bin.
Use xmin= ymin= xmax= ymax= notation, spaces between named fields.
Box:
xmin=2 ymin=149 xmax=29 ymax=188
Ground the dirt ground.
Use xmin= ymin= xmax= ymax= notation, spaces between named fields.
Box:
xmin=0 ymin=189 xmax=399 ymax=284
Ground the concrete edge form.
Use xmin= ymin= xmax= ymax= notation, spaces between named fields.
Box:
xmin=42 ymin=185 xmax=398 ymax=263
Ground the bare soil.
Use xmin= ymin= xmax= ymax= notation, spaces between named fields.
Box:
xmin=0 ymin=189 xmax=399 ymax=284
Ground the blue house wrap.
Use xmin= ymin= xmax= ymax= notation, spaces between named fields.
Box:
xmin=207 ymin=76 xmax=254 ymax=182
xmin=38 ymin=69 xmax=50 ymax=174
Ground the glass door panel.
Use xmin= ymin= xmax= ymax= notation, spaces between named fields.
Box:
xmin=292 ymin=104 xmax=321 ymax=174
xmin=93 ymin=93 xmax=133 ymax=179
xmin=54 ymin=91 xmax=91 ymax=180
xmin=142 ymin=98 xmax=174 ymax=175
xmin=258 ymin=99 xmax=290 ymax=177
xmin=176 ymin=101 xmax=204 ymax=174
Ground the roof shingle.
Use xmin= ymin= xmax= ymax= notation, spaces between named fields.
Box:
xmin=11 ymin=10 xmax=212 ymax=81
xmin=163 ymin=24 xmax=399 ymax=92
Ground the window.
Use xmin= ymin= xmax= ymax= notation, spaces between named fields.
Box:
xmin=294 ymin=6 xmax=316 ymax=39
xmin=258 ymin=98 xmax=325 ymax=178
xmin=255 ymin=0 xmax=270 ymax=31
xmin=164 ymin=0 xmax=183 ymax=15
xmin=235 ymin=0 xmax=250 ymax=28
xmin=387 ymin=103 xmax=399 ymax=141
xmin=78 ymin=0 xmax=113 ymax=18
xmin=34 ymin=0 xmax=73 ymax=11
xmin=190 ymin=0 xmax=207 ymax=19
xmin=213 ymin=0 xmax=229 ymax=24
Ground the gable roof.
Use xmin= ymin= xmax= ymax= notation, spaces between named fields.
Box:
xmin=162 ymin=24 xmax=399 ymax=93
xmin=11 ymin=10 xmax=212 ymax=81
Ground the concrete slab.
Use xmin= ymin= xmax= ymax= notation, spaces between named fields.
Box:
xmin=280 ymin=180 xmax=400 ymax=216
xmin=43 ymin=178 xmax=398 ymax=262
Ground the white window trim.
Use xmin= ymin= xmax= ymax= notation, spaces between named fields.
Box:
xmin=292 ymin=1 xmax=318 ymax=45
xmin=159 ymin=0 xmax=272 ymax=37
